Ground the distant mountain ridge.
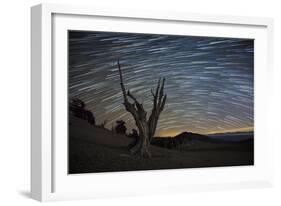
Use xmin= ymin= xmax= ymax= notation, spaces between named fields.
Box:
xmin=174 ymin=131 xmax=210 ymax=141
xmin=151 ymin=130 xmax=254 ymax=149
xmin=152 ymin=131 xmax=212 ymax=149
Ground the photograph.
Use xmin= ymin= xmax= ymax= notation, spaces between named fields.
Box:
xmin=68 ymin=30 xmax=254 ymax=174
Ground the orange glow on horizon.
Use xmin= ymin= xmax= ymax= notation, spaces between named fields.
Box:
xmin=156 ymin=126 xmax=254 ymax=137
xmin=156 ymin=130 xmax=184 ymax=137
xmin=206 ymin=126 xmax=254 ymax=135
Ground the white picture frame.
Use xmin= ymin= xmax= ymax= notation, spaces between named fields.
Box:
xmin=31 ymin=3 xmax=274 ymax=202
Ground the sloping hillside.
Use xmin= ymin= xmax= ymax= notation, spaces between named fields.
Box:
xmin=69 ymin=115 xmax=254 ymax=174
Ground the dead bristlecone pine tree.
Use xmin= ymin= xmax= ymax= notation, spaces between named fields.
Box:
xmin=117 ymin=60 xmax=167 ymax=158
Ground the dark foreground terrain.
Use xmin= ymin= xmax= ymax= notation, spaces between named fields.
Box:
xmin=69 ymin=116 xmax=254 ymax=174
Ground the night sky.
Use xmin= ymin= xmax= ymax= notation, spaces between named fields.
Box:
xmin=68 ymin=31 xmax=254 ymax=137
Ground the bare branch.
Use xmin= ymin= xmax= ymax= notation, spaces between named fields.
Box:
xmin=151 ymin=89 xmax=155 ymax=98
xmin=127 ymin=90 xmax=138 ymax=102
xmin=160 ymin=94 xmax=167 ymax=111
xmin=117 ymin=60 xmax=128 ymax=103
xmin=117 ymin=60 xmax=123 ymax=84
xmin=159 ymin=78 xmax=165 ymax=101
xmin=127 ymin=90 xmax=145 ymax=112
xmin=151 ymin=78 xmax=161 ymax=111
xmin=148 ymin=78 xmax=167 ymax=140
xmin=155 ymin=78 xmax=161 ymax=99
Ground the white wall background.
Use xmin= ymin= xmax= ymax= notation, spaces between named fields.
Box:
xmin=0 ymin=0 xmax=280 ymax=205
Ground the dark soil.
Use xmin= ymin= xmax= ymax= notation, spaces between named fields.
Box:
xmin=68 ymin=116 xmax=254 ymax=174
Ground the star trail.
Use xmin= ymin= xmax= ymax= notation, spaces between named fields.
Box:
xmin=68 ymin=31 xmax=254 ymax=136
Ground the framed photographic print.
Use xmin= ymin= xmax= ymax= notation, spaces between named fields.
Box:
xmin=31 ymin=3 xmax=274 ymax=201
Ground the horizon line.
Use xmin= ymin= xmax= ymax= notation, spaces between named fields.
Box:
xmin=156 ymin=126 xmax=254 ymax=137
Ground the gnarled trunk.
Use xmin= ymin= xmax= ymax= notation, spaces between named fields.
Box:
xmin=117 ymin=60 xmax=166 ymax=157
xmin=130 ymin=130 xmax=150 ymax=157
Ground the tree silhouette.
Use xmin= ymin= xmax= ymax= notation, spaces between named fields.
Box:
xmin=69 ymin=98 xmax=96 ymax=125
xmin=117 ymin=60 xmax=166 ymax=157
xmin=100 ymin=119 xmax=108 ymax=128
xmin=86 ymin=110 xmax=96 ymax=125
xmin=115 ymin=120 xmax=127 ymax=134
